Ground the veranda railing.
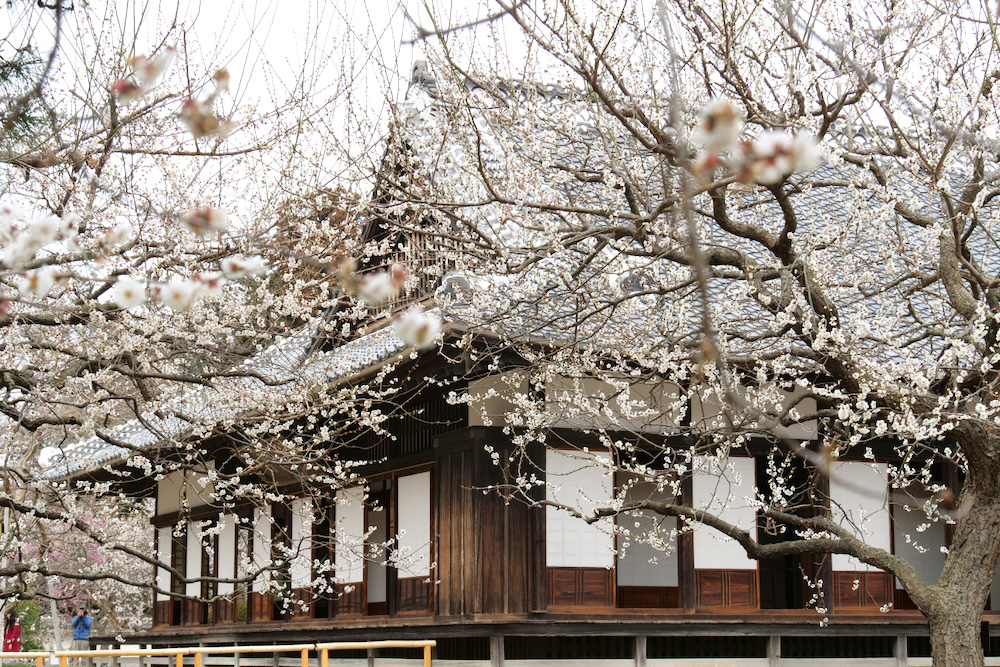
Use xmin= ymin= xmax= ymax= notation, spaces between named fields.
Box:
xmin=0 ymin=640 xmax=436 ymax=667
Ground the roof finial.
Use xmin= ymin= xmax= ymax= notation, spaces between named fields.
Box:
xmin=412 ymin=59 xmax=433 ymax=85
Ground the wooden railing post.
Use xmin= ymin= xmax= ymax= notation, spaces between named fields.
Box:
xmin=299 ymin=648 xmax=308 ymax=667
xmin=320 ymin=649 xmax=327 ymax=667
xmin=423 ymin=644 xmax=431 ymax=667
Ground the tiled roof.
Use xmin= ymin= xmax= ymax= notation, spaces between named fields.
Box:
xmin=37 ymin=325 xmax=409 ymax=482
xmin=41 ymin=72 xmax=978 ymax=481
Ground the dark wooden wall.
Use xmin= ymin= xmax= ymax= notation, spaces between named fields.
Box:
xmin=434 ymin=428 xmax=545 ymax=616
xmin=832 ymin=571 xmax=893 ymax=610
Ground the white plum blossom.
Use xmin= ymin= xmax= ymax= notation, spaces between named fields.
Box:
xmin=356 ymin=264 xmax=406 ymax=306
xmin=112 ymin=79 xmax=146 ymax=104
xmin=3 ymin=236 xmax=36 ymax=268
xmin=26 ymin=214 xmax=60 ymax=246
xmin=0 ymin=203 xmax=24 ymax=223
xmin=358 ymin=272 xmax=397 ymax=306
xmin=213 ymin=68 xmax=230 ymax=92
xmin=740 ymin=131 xmax=821 ymax=185
xmin=181 ymin=208 xmax=229 ymax=235
xmin=130 ymin=47 xmax=175 ymax=86
xmin=113 ymin=46 xmax=175 ymax=103
xmin=220 ymin=255 xmax=268 ymax=279
xmin=157 ymin=280 xmax=200 ymax=311
xmin=101 ymin=222 xmax=134 ymax=249
xmin=60 ymin=213 xmax=82 ymax=251
xmin=0 ymin=205 xmax=22 ymax=244
xmin=179 ymin=99 xmax=235 ymax=139
xmin=18 ymin=266 xmax=55 ymax=298
xmin=193 ymin=272 xmax=225 ymax=296
xmin=113 ymin=277 xmax=147 ymax=309
xmin=393 ymin=307 xmax=443 ymax=349
xmin=692 ymin=98 xmax=744 ymax=152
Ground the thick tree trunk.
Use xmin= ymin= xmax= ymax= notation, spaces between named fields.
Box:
xmin=927 ymin=607 xmax=985 ymax=667
xmin=919 ymin=426 xmax=1000 ymax=667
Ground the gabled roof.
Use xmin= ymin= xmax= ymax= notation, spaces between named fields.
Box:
xmin=38 ymin=325 xmax=409 ymax=482
xmin=44 ymin=67 xmax=978 ymax=481
xmin=394 ymin=72 xmax=984 ymax=382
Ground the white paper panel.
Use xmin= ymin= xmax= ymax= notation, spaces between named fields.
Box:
xmin=156 ymin=472 xmax=184 ymax=515
xmin=367 ymin=502 xmax=388 ymax=603
xmin=692 ymin=455 xmax=757 ymax=569
xmin=335 ymin=487 xmax=365 ymax=584
xmin=185 ymin=521 xmax=200 ymax=597
xmin=156 ymin=526 xmax=171 ymax=600
xmin=892 ymin=503 xmax=946 ymax=588
xmin=546 ymin=377 xmax=681 ymax=433
xmin=290 ymin=499 xmax=313 ymax=587
xmin=690 ymin=387 xmax=817 ymax=440
xmin=216 ymin=515 xmax=236 ymax=595
xmin=156 ymin=468 xmax=216 ymax=514
xmin=690 ymin=389 xmax=727 ymax=432
xmin=468 ymin=372 xmax=529 ymax=427
xmin=546 ymin=377 xmax=617 ymax=430
xmin=616 ymin=480 xmax=678 ymax=586
xmin=776 ymin=387 xmax=818 ymax=440
xmin=625 ymin=383 xmax=682 ymax=433
xmin=830 ymin=461 xmax=890 ymax=571
xmin=251 ymin=505 xmax=271 ymax=592
xmin=545 ymin=448 xmax=615 ymax=568
xmin=396 ymin=472 xmax=432 ymax=577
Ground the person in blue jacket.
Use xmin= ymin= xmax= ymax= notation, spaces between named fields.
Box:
xmin=70 ymin=607 xmax=91 ymax=666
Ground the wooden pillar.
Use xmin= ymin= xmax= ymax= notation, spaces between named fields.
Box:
xmin=894 ymin=635 xmax=907 ymax=667
xmin=767 ymin=636 xmax=780 ymax=667
xmin=490 ymin=635 xmax=504 ymax=667
xmin=679 ymin=474 xmax=695 ymax=612
xmin=634 ymin=636 xmax=647 ymax=667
